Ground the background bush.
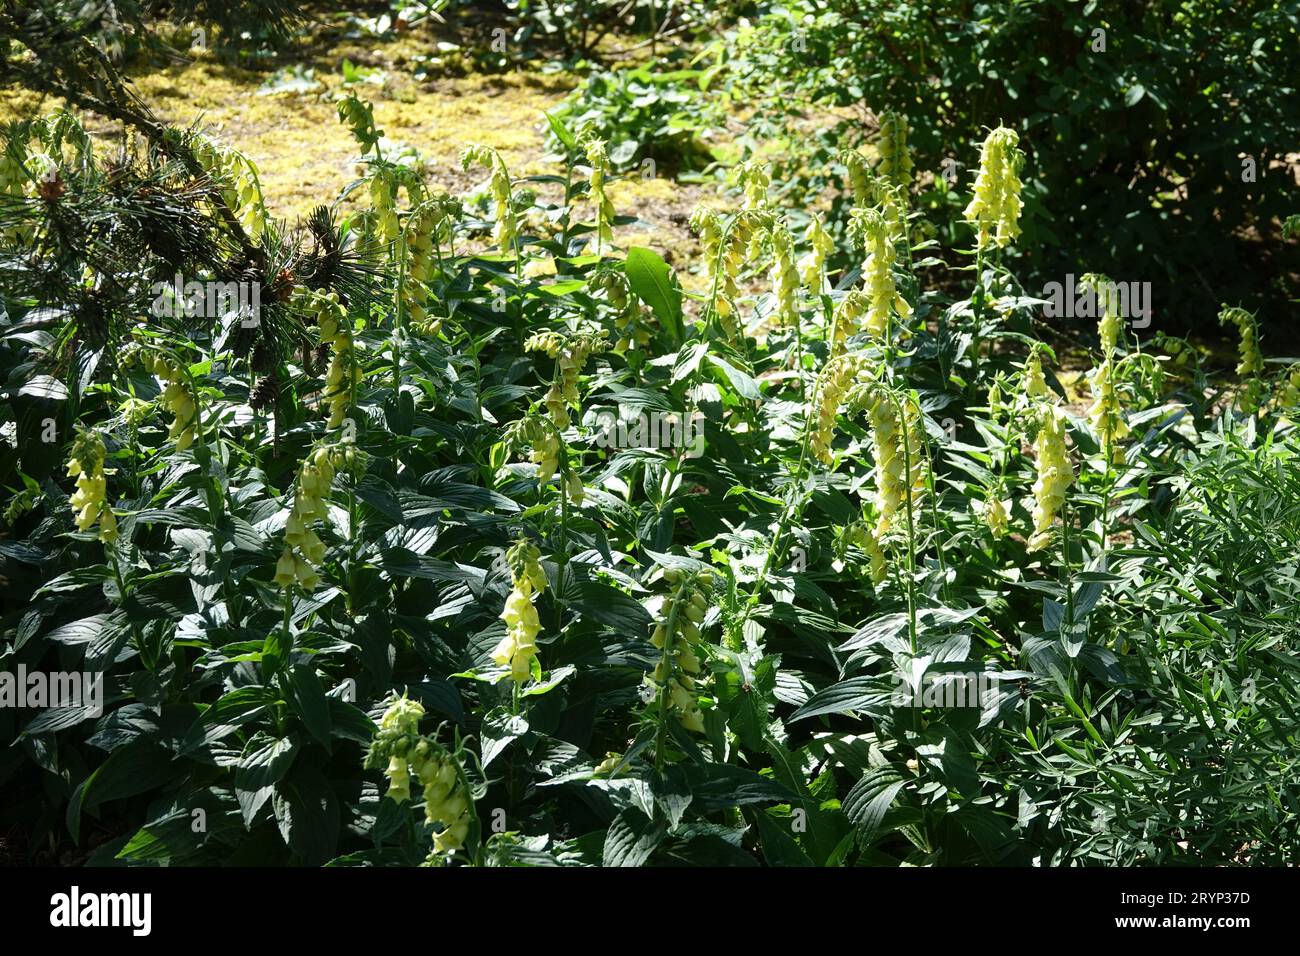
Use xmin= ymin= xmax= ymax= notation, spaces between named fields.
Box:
xmin=724 ymin=0 xmax=1299 ymax=340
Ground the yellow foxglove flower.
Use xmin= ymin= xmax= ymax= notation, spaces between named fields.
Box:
xmin=1280 ymin=368 xmax=1300 ymax=408
xmin=1027 ymin=403 xmax=1073 ymax=552
xmin=1088 ymin=358 xmax=1129 ymax=460
xmin=379 ymin=696 xmax=425 ymax=734
xmin=736 ymin=161 xmax=770 ymax=210
xmin=1024 ymin=350 xmax=1050 ymax=400
xmin=770 ymin=222 xmax=799 ymax=329
xmin=876 ymin=111 xmax=914 ymax=187
xmin=845 ymin=521 xmax=888 ymax=584
xmin=852 ymin=208 xmax=910 ymax=340
xmin=303 ymin=290 xmax=361 ymax=429
xmin=981 ymin=493 xmax=1009 ymax=539
xmin=862 ymin=387 xmax=926 ymax=538
xmin=810 ymin=354 xmax=861 ymax=465
xmin=1219 ymin=306 xmax=1263 ymax=377
xmin=798 ymin=214 xmax=835 ymax=292
xmin=0 ymin=143 xmax=32 ymax=243
xmin=830 ymin=290 xmax=867 ymax=357
xmin=385 ymin=755 xmax=411 ymax=803
xmin=137 ymin=349 xmax=199 ymax=451
xmin=584 ymin=137 xmax=616 ymax=247
xmin=1082 ymin=274 xmax=1123 ymax=356
xmin=525 ymin=328 xmax=607 ymax=430
xmin=367 ymin=171 xmax=399 ymax=246
xmin=493 ymin=540 xmax=547 ymax=683
xmin=462 ymin=144 xmax=517 ymax=256
xmin=839 ymin=149 xmax=875 ymax=207
xmin=66 ymin=429 xmax=117 ymax=543
xmin=275 ymin=444 xmax=349 ymax=592
xmin=644 ymin=570 xmax=713 ymax=733
xmin=191 ymin=133 xmax=267 ymax=241
xmin=964 ymin=127 xmax=1024 ymax=250
xmin=400 ymin=199 xmax=457 ymax=336
xmin=692 ymin=208 xmax=764 ymax=341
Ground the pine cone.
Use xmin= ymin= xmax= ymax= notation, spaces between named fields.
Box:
xmin=231 ymin=322 xmax=257 ymax=354
xmin=271 ymin=268 xmax=296 ymax=302
xmin=251 ymin=371 xmax=280 ymax=410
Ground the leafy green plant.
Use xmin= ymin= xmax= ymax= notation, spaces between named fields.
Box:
xmin=720 ymin=0 xmax=1300 ymax=335
xmin=2 ymin=4 xmax=1298 ymax=869
xmin=548 ymin=67 xmax=724 ymax=174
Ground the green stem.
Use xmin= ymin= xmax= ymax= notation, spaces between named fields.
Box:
xmin=1062 ymin=498 xmax=1075 ymax=629
xmin=111 ymin=547 xmax=149 ymax=669
xmin=653 ymin=578 xmax=689 ymax=773
xmin=891 ymin=391 xmax=919 ymax=656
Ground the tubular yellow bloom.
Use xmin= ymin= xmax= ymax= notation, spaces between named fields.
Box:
xmin=1080 ymin=276 xmax=1129 ymax=460
xmin=691 ymin=207 xmax=763 ymax=341
xmin=303 ymin=290 xmax=362 ymax=429
xmin=845 ymin=521 xmax=888 ymax=584
xmin=861 ymin=387 xmax=927 ymax=538
xmin=323 ymin=334 xmax=361 ymax=429
xmin=594 ymin=753 xmax=629 ymax=776
xmin=736 ymin=161 xmax=771 ymax=210
xmin=1219 ymin=306 xmax=1263 ymax=378
xmin=798 ymin=214 xmax=835 ymax=292
xmin=367 ymin=170 xmax=399 ymax=246
xmin=275 ymin=443 xmax=350 ymax=592
xmin=839 ymin=149 xmax=876 ymax=207
xmin=525 ymin=328 xmax=607 ymax=430
xmin=1082 ymin=274 xmax=1123 ymax=356
xmin=645 ymin=569 xmax=713 ymax=733
xmin=509 ymin=415 xmax=562 ymax=485
xmin=67 ymin=429 xmax=117 ymax=543
xmin=385 ymin=755 xmax=411 ymax=803
xmin=492 ymin=540 xmax=548 ymax=683
xmin=1027 ymin=403 xmax=1073 ymax=552
xmin=770 ymin=222 xmax=800 ymax=329
xmin=1024 ymin=350 xmax=1050 ymax=400
xmin=366 ymin=697 xmax=424 ymax=805
xmin=1088 ymin=358 xmax=1129 ymax=460
xmin=379 ymin=695 xmax=425 ymax=735
xmin=0 ymin=143 xmax=31 ymax=243
xmin=981 ymin=493 xmax=1009 ymax=539
xmin=964 ymin=127 xmax=1024 ymax=250
xmin=1281 ymin=367 xmax=1300 ymax=408
xmin=415 ymin=749 xmax=472 ymax=853
xmin=875 ymin=181 xmax=909 ymax=243
xmin=830 ymin=290 xmax=868 ymax=357
xmin=137 ymin=349 xmax=199 ymax=451
xmin=584 ymin=137 xmax=616 ymax=247
xmin=876 ymin=111 xmax=914 ymax=188
xmin=462 ymin=144 xmax=517 ymax=256
xmin=365 ymin=698 xmax=475 ymax=858
xmin=810 ymin=353 xmax=861 ymax=465
xmin=692 ymin=207 xmax=736 ymax=337
xmin=191 ymin=133 xmax=267 ymax=241
xmin=591 ymin=270 xmax=648 ymax=351
xmin=400 ymin=199 xmax=457 ymax=335
xmin=852 ymin=208 xmax=911 ymax=340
